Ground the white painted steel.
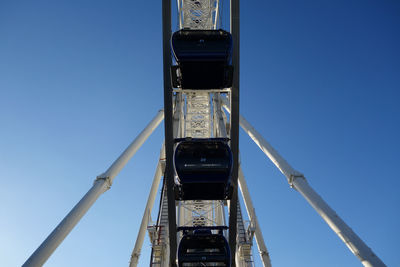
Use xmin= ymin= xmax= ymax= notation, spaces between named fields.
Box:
xmin=178 ymin=92 xmax=222 ymax=229
xmin=293 ymin=177 xmax=386 ymax=267
xmin=185 ymin=92 xmax=211 ymax=138
xmin=238 ymin=166 xmax=272 ymax=267
xmin=98 ymin=109 xmax=164 ymax=184
xmin=218 ymin=95 xmax=254 ymax=267
xmin=22 ymin=180 xmax=109 ymax=267
xmin=222 ymin=101 xmax=386 ymax=266
xmin=221 ymin=99 xmax=301 ymax=181
xmin=214 ymin=0 xmax=220 ymax=29
xmin=165 ymin=1 xmax=243 ymax=265
xmin=150 ymin=183 xmax=171 ymax=267
xmin=214 ymin=94 xmax=228 ymax=138
xmin=215 ymin=200 xmax=225 ymax=226
xmin=162 ymin=91 xmax=238 ymax=265
xmin=173 ymin=89 xmax=231 ymax=93
xmin=179 ymin=94 xmax=185 ymax=138
xmin=179 ymin=0 xmax=219 ymax=29
xmin=235 ymin=248 xmax=241 ymax=267
xmin=23 ymin=110 xmax=164 ymax=267
xmin=129 ymin=145 xmax=165 ymax=267
xmin=173 ymin=96 xmax=182 ymax=138
xmin=177 ymin=0 xmax=182 ymax=29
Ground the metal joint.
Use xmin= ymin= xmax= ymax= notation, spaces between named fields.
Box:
xmin=288 ymin=173 xmax=305 ymax=188
xmin=95 ymin=175 xmax=112 ymax=190
xmin=260 ymin=250 xmax=270 ymax=257
xmin=131 ymin=251 xmax=140 ymax=258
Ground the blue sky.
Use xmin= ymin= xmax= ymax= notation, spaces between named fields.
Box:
xmin=1 ymin=0 xmax=399 ymax=266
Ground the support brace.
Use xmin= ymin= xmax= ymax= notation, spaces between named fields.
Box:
xmin=238 ymin=166 xmax=272 ymax=267
xmin=221 ymin=100 xmax=386 ymax=267
xmin=288 ymin=173 xmax=306 ymax=188
xmin=23 ymin=110 xmax=164 ymax=267
xmin=129 ymin=145 xmax=165 ymax=267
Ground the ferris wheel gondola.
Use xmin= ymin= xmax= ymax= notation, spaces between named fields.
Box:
xmin=174 ymin=138 xmax=233 ymax=200
xmin=177 ymin=226 xmax=231 ymax=267
xmin=171 ymin=29 xmax=233 ymax=89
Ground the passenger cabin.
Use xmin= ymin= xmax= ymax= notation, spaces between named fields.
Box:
xmin=174 ymin=138 xmax=233 ymax=200
xmin=178 ymin=227 xmax=231 ymax=267
xmin=171 ymin=29 xmax=233 ymax=89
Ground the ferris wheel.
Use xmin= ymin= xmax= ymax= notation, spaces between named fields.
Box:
xmin=23 ymin=1 xmax=386 ymax=267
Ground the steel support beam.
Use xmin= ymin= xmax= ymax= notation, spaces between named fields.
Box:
xmin=129 ymin=145 xmax=165 ymax=267
xmin=238 ymin=166 xmax=272 ymax=267
xmin=229 ymin=0 xmax=240 ymax=265
xmin=235 ymin=112 xmax=386 ymax=267
xmin=23 ymin=110 xmax=164 ymax=267
xmin=292 ymin=177 xmax=385 ymax=267
xmin=162 ymin=0 xmax=177 ymax=265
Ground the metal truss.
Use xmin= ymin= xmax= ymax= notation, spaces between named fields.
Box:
xmin=177 ymin=0 xmax=220 ymax=29
xmin=146 ymin=91 xmax=260 ymax=267
xmin=161 ymin=0 xmax=240 ymax=265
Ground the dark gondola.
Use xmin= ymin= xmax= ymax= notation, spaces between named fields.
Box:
xmin=178 ymin=227 xmax=231 ymax=267
xmin=171 ymin=29 xmax=233 ymax=89
xmin=174 ymin=138 xmax=233 ymax=200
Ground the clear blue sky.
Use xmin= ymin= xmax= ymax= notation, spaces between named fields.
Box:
xmin=1 ymin=1 xmax=399 ymax=266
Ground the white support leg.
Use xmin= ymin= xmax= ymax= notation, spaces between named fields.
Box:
xmin=240 ymin=116 xmax=386 ymax=267
xmin=292 ymin=177 xmax=384 ymax=267
xmin=22 ymin=179 xmax=109 ymax=267
xmin=98 ymin=109 xmax=164 ymax=184
xmin=221 ymin=101 xmax=299 ymax=180
xmin=129 ymin=145 xmax=165 ymax=267
xmin=222 ymin=100 xmax=386 ymax=267
xmin=23 ymin=110 xmax=164 ymax=267
xmin=238 ymin=166 xmax=272 ymax=267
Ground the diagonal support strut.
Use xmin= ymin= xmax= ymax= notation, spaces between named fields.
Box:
xmin=23 ymin=110 xmax=164 ymax=267
xmin=222 ymin=101 xmax=386 ymax=267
